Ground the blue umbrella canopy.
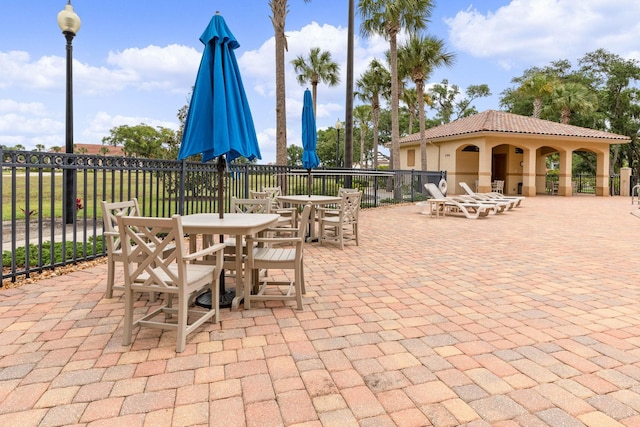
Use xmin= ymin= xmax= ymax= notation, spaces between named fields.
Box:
xmin=178 ymin=12 xmax=261 ymax=163
xmin=301 ymin=89 xmax=319 ymax=170
xmin=301 ymin=89 xmax=319 ymax=196
xmin=178 ymin=12 xmax=261 ymax=308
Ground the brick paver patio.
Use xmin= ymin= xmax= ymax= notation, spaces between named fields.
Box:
xmin=2 ymin=195 xmax=640 ymax=426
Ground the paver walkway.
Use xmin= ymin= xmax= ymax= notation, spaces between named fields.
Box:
xmin=2 ymin=195 xmax=640 ymax=426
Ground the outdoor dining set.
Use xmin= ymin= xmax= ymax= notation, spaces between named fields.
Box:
xmin=95 ymin=11 xmax=364 ymax=353
xmin=101 ymin=186 xmax=362 ymax=352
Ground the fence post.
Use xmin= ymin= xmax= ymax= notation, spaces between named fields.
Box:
xmin=178 ymin=159 xmax=187 ymax=215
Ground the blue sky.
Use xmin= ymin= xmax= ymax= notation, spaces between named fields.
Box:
xmin=2 ymin=0 xmax=639 ymax=164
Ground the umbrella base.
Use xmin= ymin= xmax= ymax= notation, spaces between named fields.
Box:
xmin=195 ymin=289 xmax=235 ymax=309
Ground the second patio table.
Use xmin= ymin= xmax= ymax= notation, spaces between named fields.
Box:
xmin=277 ymin=195 xmax=341 ymax=242
xmin=181 ymin=213 xmax=280 ymax=310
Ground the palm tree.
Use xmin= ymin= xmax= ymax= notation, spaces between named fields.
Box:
xmin=291 ymin=47 xmax=341 ymax=119
xmin=401 ymin=87 xmax=418 ymax=134
xmin=355 ymin=59 xmax=390 ymax=169
xmin=269 ymin=0 xmax=311 ymax=166
xmin=353 ymin=105 xmax=372 ymax=167
xmin=548 ymin=82 xmax=598 ymax=124
xmin=518 ymin=73 xmax=555 ymax=119
xmin=359 ymin=0 xmax=434 ymax=170
xmin=398 ymin=34 xmax=455 ymax=170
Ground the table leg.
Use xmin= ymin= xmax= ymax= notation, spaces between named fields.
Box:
xmin=308 ymin=204 xmax=317 ymax=242
xmin=231 ymin=233 xmax=244 ymax=310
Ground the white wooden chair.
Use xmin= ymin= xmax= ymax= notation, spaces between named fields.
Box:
xmin=117 ymin=214 xmax=225 ymax=353
xmin=244 ymin=203 xmax=312 ymax=310
xmin=254 ymin=186 xmax=297 ymax=227
xmin=318 ymin=191 xmax=362 ymax=249
xmin=321 ymin=187 xmax=360 ymax=218
xmin=102 ymin=199 xmax=141 ymax=299
xmin=102 ymin=198 xmax=178 ymax=302
xmin=223 ymin=198 xmax=272 ymax=278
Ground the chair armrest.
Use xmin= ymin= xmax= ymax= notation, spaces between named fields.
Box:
xmin=274 ymin=207 xmax=296 ymax=214
xmin=183 ymin=242 xmax=226 ymax=262
xmin=263 ymin=226 xmax=299 ymax=234
xmin=247 ymin=236 xmax=303 ymax=246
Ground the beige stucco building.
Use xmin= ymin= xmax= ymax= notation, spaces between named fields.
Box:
xmin=399 ymin=110 xmax=630 ymax=197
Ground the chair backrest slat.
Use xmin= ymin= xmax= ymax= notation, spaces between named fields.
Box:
xmin=231 ymin=197 xmax=271 ymax=214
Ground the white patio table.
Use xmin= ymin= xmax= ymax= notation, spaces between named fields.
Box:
xmin=277 ymin=195 xmax=342 ymax=242
xmin=181 ymin=213 xmax=280 ymax=310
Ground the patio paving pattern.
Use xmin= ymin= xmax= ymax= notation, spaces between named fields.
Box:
xmin=2 ymin=195 xmax=640 ymax=426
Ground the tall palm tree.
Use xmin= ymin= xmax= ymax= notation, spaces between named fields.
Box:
xmin=548 ymin=82 xmax=598 ymax=124
xmin=355 ymin=59 xmax=390 ymax=169
xmin=353 ymin=105 xmax=372 ymax=167
xmin=291 ymin=47 xmax=341 ymax=119
xmin=269 ymin=0 xmax=311 ymax=166
xmin=518 ymin=73 xmax=555 ymax=119
xmin=359 ymin=0 xmax=434 ymax=170
xmin=398 ymin=34 xmax=455 ymax=171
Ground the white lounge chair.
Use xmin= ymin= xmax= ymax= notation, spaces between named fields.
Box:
xmin=424 ymin=183 xmax=495 ymax=219
xmin=457 ymin=183 xmax=515 ymax=211
xmin=460 ymin=182 xmax=524 ymax=207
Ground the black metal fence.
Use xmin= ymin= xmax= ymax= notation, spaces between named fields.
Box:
xmin=1 ymin=150 xmax=443 ymax=283
xmin=545 ymin=173 xmax=621 ymax=195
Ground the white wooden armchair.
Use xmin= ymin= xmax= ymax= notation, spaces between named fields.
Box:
xmin=318 ymin=191 xmax=362 ymax=249
xmin=101 ymin=198 xmax=170 ymax=300
xmin=243 ymin=203 xmax=312 ymax=310
xmin=223 ymin=197 xmax=272 ymax=279
xmin=253 ymin=186 xmax=298 ymax=227
xmin=117 ymin=214 xmax=225 ymax=353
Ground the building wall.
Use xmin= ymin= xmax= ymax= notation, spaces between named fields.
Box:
xmin=400 ymin=134 xmax=613 ymax=196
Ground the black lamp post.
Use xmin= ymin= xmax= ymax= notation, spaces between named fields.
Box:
xmin=335 ymin=119 xmax=342 ymax=168
xmin=57 ymin=1 xmax=81 ymax=224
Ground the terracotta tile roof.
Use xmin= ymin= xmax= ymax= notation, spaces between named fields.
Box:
xmin=400 ymin=110 xmax=631 ymax=143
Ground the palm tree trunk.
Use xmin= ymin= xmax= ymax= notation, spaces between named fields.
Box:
xmin=372 ymin=97 xmax=380 ymax=169
xmin=417 ymin=80 xmax=427 ymax=171
xmin=389 ymin=33 xmax=401 ymax=199
xmin=533 ymin=97 xmax=542 ymax=119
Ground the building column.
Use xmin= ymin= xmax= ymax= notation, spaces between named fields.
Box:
xmin=620 ymin=167 xmax=632 ymax=197
xmin=521 ymin=149 xmax=536 ymax=197
xmin=477 ymin=146 xmax=492 ymax=193
xmin=558 ymin=149 xmax=572 ymax=196
xmin=595 ymin=150 xmax=609 ymax=196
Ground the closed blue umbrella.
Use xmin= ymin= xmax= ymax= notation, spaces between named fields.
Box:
xmin=178 ymin=11 xmax=261 ymax=217
xmin=301 ymin=89 xmax=319 ymax=196
xmin=178 ymin=12 xmax=261 ymax=308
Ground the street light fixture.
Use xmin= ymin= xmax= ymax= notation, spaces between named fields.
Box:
xmin=58 ymin=1 xmax=81 ymax=224
xmin=335 ymin=119 xmax=343 ymax=168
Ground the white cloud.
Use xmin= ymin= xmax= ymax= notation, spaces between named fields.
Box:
xmin=0 ymin=51 xmax=64 ymax=90
xmin=239 ymin=21 xmax=389 ymax=142
xmin=0 ymin=99 xmax=49 ymax=116
xmin=445 ymin=0 xmax=640 ymax=68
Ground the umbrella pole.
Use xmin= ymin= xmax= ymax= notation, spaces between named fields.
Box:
xmin=217 ymin=156 xmax=235 ymax=308
xmin=307 ymin=169 xmax=312 ymax=197
xmin=196 ymin=155 xmax=234 ymax=310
